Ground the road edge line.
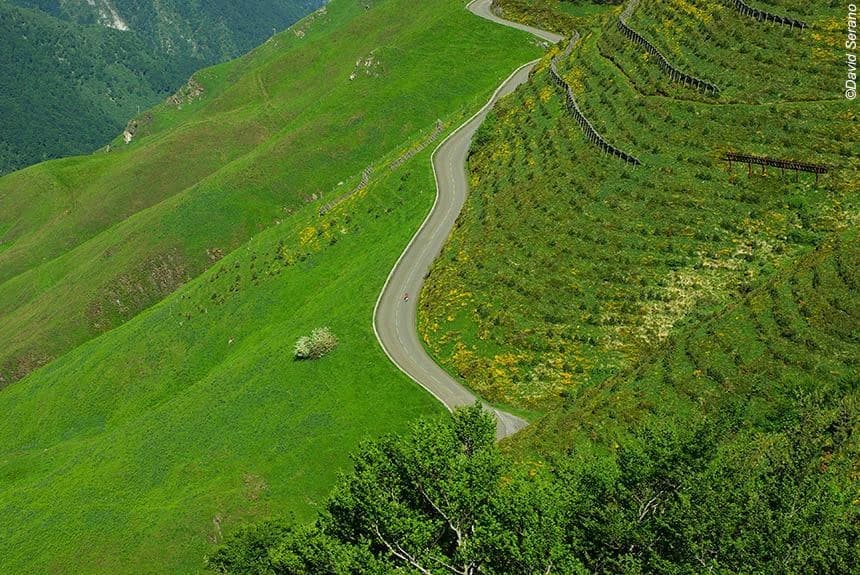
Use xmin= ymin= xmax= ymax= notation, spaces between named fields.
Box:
xmin=371 ymin=57 xmax=541 ymax=412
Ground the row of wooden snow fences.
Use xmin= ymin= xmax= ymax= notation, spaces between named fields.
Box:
xmin=617 ymin=0 xmax=719 ymax=96
xmin=550 ymin=34 xmax=641 ymax=167
xmin=724 ymin=152 xmax=828 ymax=183
xmin=390 ymin=120 xmax=444 ymax=171
xmin=319 ymin=166 xmax=374 ymax=215
xmin=728 ymin=0 xmax=808 ymax=31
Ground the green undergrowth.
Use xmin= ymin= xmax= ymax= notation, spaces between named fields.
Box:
xmin=420 ymin=0 xmax=857 ymax=410
xmin=0 ymin=0 xmax=539 ymax=386
xmin=509 ymin=229 xmax=859 ymax=455
xmin=494 ymin=0 xmax=615 ymax=33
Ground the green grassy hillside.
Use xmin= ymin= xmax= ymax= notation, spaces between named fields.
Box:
xmin=178 ymin=2 xmax=857 ymax=572
xmin=420 ymin=0 xmax=857 ymax=411
xmin=0 ymin=0 xmax=542 ymax=572
xmin=0 ymin=0 xmax=539 ymax=386
xmin=0 ymin=0 xmax=323 ymax=175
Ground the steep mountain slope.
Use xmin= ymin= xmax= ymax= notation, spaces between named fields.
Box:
xmin=9 ymin=0 xmax=323 ymax=56
xmin=200 ymin=2 xmax=857 ymax=571
xmin=209 ymin=229 xmax=858 ymax=574
xmin=0 ymin=0 xmax=542 ymax=572
xmin=512 ymin=229 xmax=859 ymax=455
xmin=421 ymin=0 xmax=857 ymax=409
xmin=0 ymin=0 xmax=540 ymax=386
xmin=0 ymin=0 xmax=323 ymax=174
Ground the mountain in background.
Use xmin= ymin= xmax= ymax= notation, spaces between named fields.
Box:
xmin=0 ymin=0 xmax=324 ymax=174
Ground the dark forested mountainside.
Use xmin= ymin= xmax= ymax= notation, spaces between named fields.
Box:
xmin=0 ymin=0 xmax=323 ymax=174
xmin=8 ymin=0 xmax=325 ymax=59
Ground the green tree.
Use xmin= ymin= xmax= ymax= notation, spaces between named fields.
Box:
xmin=210 ymin=405 xmax=581 ymax=574
xmin=210 ymin=403 xmax=858 ymax=574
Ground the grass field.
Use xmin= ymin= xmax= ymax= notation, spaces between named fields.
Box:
xmin=420 ymin=0 xmax=857 ymax=411
xmin=0 ymin=142 xmax=443 ymax=574
xmin=2 ymin=0 xmax=855 ymax=570
xmin=0 ymin=0 xmax=542 ymax=572
xmin=0 ymin=0 xmax=540 ymax=387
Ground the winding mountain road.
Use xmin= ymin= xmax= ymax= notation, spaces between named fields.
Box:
xmin=372 ymin=0 xmax=562 ymax=438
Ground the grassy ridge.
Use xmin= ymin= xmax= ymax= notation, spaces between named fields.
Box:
xmin=0 ymin=1 xmax=542 ymax=572
xmin=0 ymin=0 xmax=540 ymax=385
xmin=419 ymin=0 xmax=856 ymax=410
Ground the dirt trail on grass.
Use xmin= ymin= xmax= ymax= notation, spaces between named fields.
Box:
xmin=373 ymin=0 xmax=562 ymax=438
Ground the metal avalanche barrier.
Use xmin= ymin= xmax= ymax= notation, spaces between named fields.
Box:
xmin=727 ymin=0 xmax=808 ymax=31
xmin=617 ymin=0 xmax=720 ymax=96
xmin=723 ymin=151 xmax=828 ymax=183
xmin=318 ymin=166 xmax=373 ymax=216
xmin=549 ymin=31 xmax=642 ymax=167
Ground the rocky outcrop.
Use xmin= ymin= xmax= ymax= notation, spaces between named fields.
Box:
xmin=121 ymin=112 xmax=153 ymax=144
xmin=167 ymin=77 xmax=204 ymax=107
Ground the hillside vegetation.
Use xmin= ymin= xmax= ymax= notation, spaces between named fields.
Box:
xmin=213 ymin=236 xmax=860 ymax=572
xmin=421 ymin=0 xmax=857 ymax=410
xmin=0 ymin=0 xmax=541 ymax=572
xmin=2 ymin=0 xmax=856 ymax=571
xmin=513 ymin=229 xmax=858 ymax=452
xmin=0 ymin=0 xmax=323 ymax=174
xmin=0 ymin=0 xmax=539 ymax=387
xmin=210 ymin=0 xmax=858 ymax=569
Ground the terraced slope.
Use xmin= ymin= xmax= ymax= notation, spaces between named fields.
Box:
xmin=0 ymin=1 xmax=541 ymax=572
xmin=616 ymin=0 xmax=719 ymax=95
xmin=419 ymin=0 xmax=857 ymax=410
xmin=512 ymin=229 xmax=859 ymax=456
xmin=604 ymin=0 xmax=841 ymax=101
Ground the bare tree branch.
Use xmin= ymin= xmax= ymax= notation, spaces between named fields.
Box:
xmin=637 ymin=490 xmax=664 ymax=522
xmin=372 ymin=523 xmax=436 ymax=575
xmin=416 ymin=481 xmax=464 ymax=548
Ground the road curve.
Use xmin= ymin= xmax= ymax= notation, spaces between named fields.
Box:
xmin=372 ymin=0 xmax=562 ymax=438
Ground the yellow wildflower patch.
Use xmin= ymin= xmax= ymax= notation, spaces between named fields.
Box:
xmin=539 ymin=86 xmax=553 ymax=103
xmin=299 ymin=226 xmax=317 ymax=246
xmin=669 ymin=0 xmax=710 ymax=25
xmin=523 ymin=96 xmax=536 ymax=112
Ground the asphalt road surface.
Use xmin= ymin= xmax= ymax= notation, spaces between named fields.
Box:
xmin=372 ymin=0 xmax=563 ymax=438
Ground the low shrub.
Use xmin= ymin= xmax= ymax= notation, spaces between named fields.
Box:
xmin=293 ymin=327 xmax=338 ymax=360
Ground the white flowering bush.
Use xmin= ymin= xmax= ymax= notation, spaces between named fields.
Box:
xmin=293 ymin=327 xmax=339 ymax=360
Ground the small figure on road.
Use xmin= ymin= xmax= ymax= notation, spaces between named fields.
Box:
xmin=403 ymin=292 xmax=409 ymax=302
